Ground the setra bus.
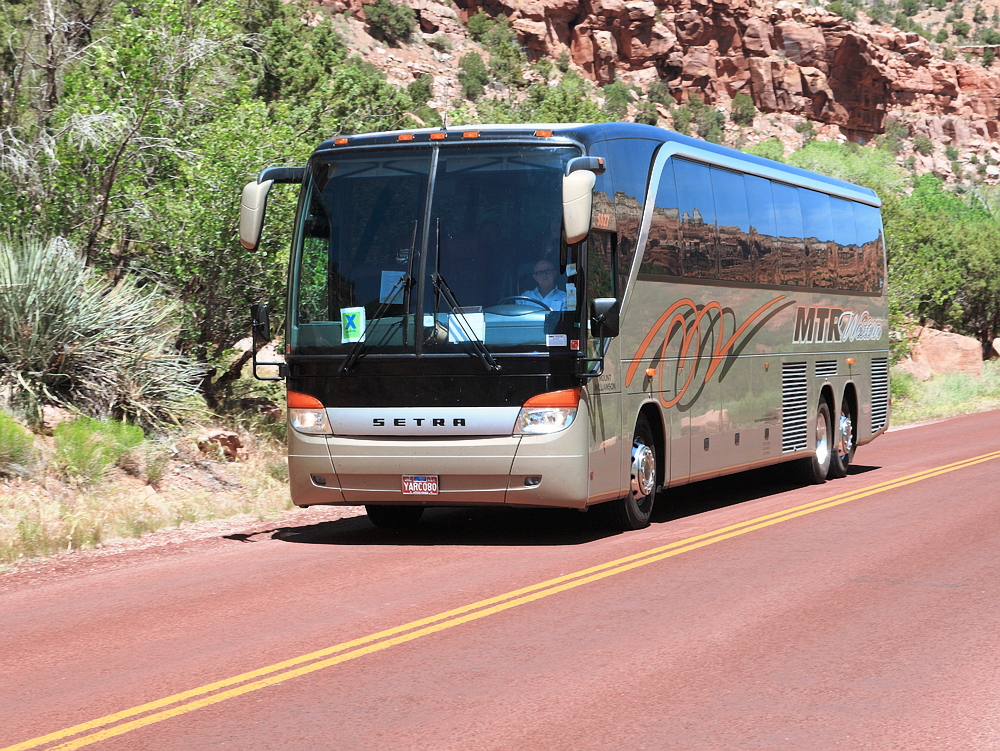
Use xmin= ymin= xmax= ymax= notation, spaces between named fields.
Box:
xmin=239 ymin=122 xmax=889 ymax=530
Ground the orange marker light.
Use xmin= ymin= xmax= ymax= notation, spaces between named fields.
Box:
xmin=463 ymin=131 xmax=480 ymax=139
xmin=535 ymin=130 xmax=552 ymax=137
xmin=522 ymin=388 xmax=581 ymax=408
xmin=334 ymin=138 xmax=348 ymax=146
xmin=645 ymin=368 xmax=656 ymax=377
xmin=397 ymin=133 xmax=414 ymax=141
xmin=430 ymin=132 xmax=446 ymax=140
xmin=846 ymin=358 xmax=856 ymax=365
xmin=287 ymin=391 xmax=325 ymax=409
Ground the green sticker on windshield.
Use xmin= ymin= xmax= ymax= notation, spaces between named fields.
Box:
xmin=340 ymin=307 xmax=366 ymax=343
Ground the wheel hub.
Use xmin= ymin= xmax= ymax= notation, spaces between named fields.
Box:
xmin=631 ymin=441 xmax=656 ymax=498
xmin=838 ymin=411 xmax=854 ymax=459
xmin=815 ymin=412 xmax=830 ymax=466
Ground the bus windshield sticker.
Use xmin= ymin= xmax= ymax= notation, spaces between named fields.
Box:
xmin=379 ymin=271 xmax=406 ymax=303
xmin=340 ymin=306 xmax=366 ymax=343
xmin=448 ymin=311 xmax=485 ymax=342
xmin=565 ymin=282 xmax=577 ymax=309
xmin=566 ymin=263 xmax=577 ymax=277
xmin=547 ymin=334 xmax=568 ymax=347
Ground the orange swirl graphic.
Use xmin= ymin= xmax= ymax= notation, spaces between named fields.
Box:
xmin=625 ymin=295 xmax=788 ymax=408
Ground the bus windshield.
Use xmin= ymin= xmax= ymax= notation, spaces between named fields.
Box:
xmin=291 ymin=143 xmax=581 ymax=356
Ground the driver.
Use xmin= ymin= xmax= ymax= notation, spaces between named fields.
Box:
xmin=518 ymin=260 xmax=566 ymax=311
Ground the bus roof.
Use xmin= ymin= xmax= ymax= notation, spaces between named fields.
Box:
xmin=315 ymin=122 xmax=878 ymax=202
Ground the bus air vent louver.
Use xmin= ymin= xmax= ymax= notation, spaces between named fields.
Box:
xmin=782 ymin=362 xmax=809 ymax=453
xmin=871 ymin=357 xmax=889 ymax=431
xmin=815 ymin=360 xmax=838 ymax=378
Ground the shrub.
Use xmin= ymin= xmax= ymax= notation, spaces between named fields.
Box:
xmin=0 ymin=236 xmax=205 ymax=429
xmin=935 ymin=28 xmax=949 ymax=43
xmin=954 ymin=20 xmax=971 ymax=37
xmin=407 ymin=75 xmax=433 ymax=107
xmin=670 ymin=105 xmax=692 ymax=135
xmin=900 ymin=0 xmax=920 ymax=16
xmin=984 ymin=48 xmax=996 ymax=68
xmin=466 ymin=11 xmax=494 ymax=41
xmin=913 ymin=133 xmax=934 ymax=155
xmin=742 ymin=137 xmax=785 ymax=162
xmin=365 ymin=0 xmax=415 ymax=43
xmin=635 ymin=101 xmax=659 ymax=125
xmin=458 ymin=52 xmax=489 ymax=100
xmin=0 ymin=412 xmax=35 ymax=477
xmin=483 ymin=18 xmax=525 ymax=86
xmin=53 ymin=418 xmax=144 ymax=486
xmin=946 ymin=144 xmax=959 ymax=160
xmin=427 ymin=34 xmax=452 ymax=52
xmin=980 ymin=28 xmax=1000 ymax=44
xmin=943 ymin=46 xmax=957 ymax=60
xmin=827 ymin=0 xmax=858 ymax=20
xmin=555 ymin=51 xmax=571 ymax=73
xmin=602 ymin=79 xmax=632 ymax=119
xmin=731 ymin=92 xmax=756 ymax=126
xmin=647 ymin=81 xmax=672 ymax=106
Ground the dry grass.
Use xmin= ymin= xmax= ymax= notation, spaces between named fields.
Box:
xmin=0 ymin=430 xmax=292 ymax=568
xmin=890 ymin=360 xmax=1000 ymax=425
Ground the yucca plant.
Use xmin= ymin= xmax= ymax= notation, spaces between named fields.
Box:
xmin=0 ymin=235 xmax=206 ymax=428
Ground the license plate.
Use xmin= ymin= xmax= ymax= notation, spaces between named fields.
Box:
xmin=402 ymin=475 xmax=439 ymax=495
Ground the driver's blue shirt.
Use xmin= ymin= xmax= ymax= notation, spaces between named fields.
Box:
xmin=518 ymin=287 xmax=567 ymax=311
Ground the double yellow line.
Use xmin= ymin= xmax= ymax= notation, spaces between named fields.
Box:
xmin=9 ymin=448 xmax=1000 ymax=751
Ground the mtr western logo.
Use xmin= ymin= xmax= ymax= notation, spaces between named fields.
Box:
xmin=793 ymin=306 xmax=885 ymax=344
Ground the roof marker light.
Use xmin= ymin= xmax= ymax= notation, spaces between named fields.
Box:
xmin=430 ymin=132 xmax=446 ymax=140
xmin=398 ymin=133 xmax=414 ymax=141
xmin=535 ymin=130 xmax=553 ymax=137
xmin=463 ymin=131 xmax=480 ymax=139
xmin=333 ymin=138 xmax=348 ymax=146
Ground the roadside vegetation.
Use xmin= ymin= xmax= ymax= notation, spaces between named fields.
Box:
xmin=890 ymin=360 xmax=1000 ymax=424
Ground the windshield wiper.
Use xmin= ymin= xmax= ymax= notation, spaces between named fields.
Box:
xmin=430 ymin=271 xmax=501 ymax=372
xmin=339 ymin=262 xmax=413 ymax=374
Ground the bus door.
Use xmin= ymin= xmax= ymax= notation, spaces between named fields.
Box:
xmin=585 ymin=230 xmax=624 ymax=503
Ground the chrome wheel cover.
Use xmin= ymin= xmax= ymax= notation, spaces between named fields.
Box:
xmin=815 ymin=411 xmax=830 ymax=466
xmin=838 ymin=410 xmax=854 ymax=461
xmin=631 ymin=441 xmax=656 ymax=498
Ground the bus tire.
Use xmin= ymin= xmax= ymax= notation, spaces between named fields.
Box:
xmin=365 ymin=504 xmax=424 ymax=529
xmin=828 ymin=397 xmax=856 ymax=479
xmin=607 ymin=414 xmax=657 ymax=531
xmin=794 ymin=399 xmax=833 ymax=485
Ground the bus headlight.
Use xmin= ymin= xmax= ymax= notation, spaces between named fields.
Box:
xmin=514 ymin=388 xmax=581 ymax=435
xmin=288 ymin=391 xmax=332 ymax=436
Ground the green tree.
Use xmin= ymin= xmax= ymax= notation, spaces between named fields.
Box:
xmin=602 ymin=79 xmax=632 ymax=119
xmin=466 ymin=12 xmax=494 ymax=41
xmin=458 ymin=52 xmax=489 ymax=100
xmin=731 ymin=92 xmax=756 ymax=126
xmin=365 ymin=0 xmax=416 ymax=43
xmin=954 ymin=19 xmax=971 ymax=36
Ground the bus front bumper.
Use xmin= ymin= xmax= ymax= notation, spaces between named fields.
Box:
xmin=288 ymin=406 xmax=591 ymax=509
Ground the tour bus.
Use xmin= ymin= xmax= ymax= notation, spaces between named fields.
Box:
xmin=240 ymin=122 xmax=889 ymax=530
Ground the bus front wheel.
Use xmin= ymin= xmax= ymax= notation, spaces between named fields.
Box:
xmin=795 ymin=399 xmax=833 ymax=485
xmin=606 ymin=415 xmax=657 ymax=531
xmin=365 ymin=505 xmax=425 ymax=529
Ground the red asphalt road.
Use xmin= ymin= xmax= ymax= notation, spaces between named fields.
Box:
xmin=3 ymin=411 xmax=1000 ymax=750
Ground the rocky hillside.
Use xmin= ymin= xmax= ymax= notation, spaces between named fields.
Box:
xmin=327 ymin=0 xmax=1000 ymax=179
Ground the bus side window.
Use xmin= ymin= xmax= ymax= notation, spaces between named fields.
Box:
xmin=830 ymin=197 xmax=860 ymax=290
xmin=642 ymin=159 xmax=680 ymax=277
xmin=800 ymin=189 xmax=836 ymax=289
xmin=745 ymin=175 xmax=778 ymax=286
xmin=771 ymin=182 xmax=805 ymax=287
xmin=674 ymin=159 xmax=718 ymax=279
xmin=853 ymin=203 xmax=885 ymax=293
xmin=711 ymin=167 xmax=752 ymax=283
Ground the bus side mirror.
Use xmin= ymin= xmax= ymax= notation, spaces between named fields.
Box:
xmin=563 ymin=170 xmax=596 ymax=244
xmin=240 ymin=179 xmax=274 ymax=250
xmin=251 ymin=303 xmax=271 ymax=342
xmin=591 ymin=297 xmax=620 ymax=338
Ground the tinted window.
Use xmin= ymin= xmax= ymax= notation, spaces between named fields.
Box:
xmin=830 ymin=197 xmax=860 ymax=290
xmin=641 ymin=159 xmax=681 ymax=277
xmin=606 ymin=139 xmax=656 ymax=293
xmin=799 ymin=189 xmax=836 ymax=288
xmin=711 ymin=167 xmax=752 ymax=282
xmin=771 ymin=182 xmax=805 ymax=286
xmin=853 ymin=203 xmax=885 ymax=293
xmin=675 ymin=159 xmax=717 ymax=279
xmin=745 ymin=174 xmax=778 ymax=286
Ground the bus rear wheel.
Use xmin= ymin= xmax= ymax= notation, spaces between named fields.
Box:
xmin=365 ymin=505 xmax=425 ymax=529
xmin=606 ymin=414 xmax=657 ymax=531
xmin=828 ymin=398 xmax=856 ymax=479
xmin=795 ymin=399 xmax=833 ymax=485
